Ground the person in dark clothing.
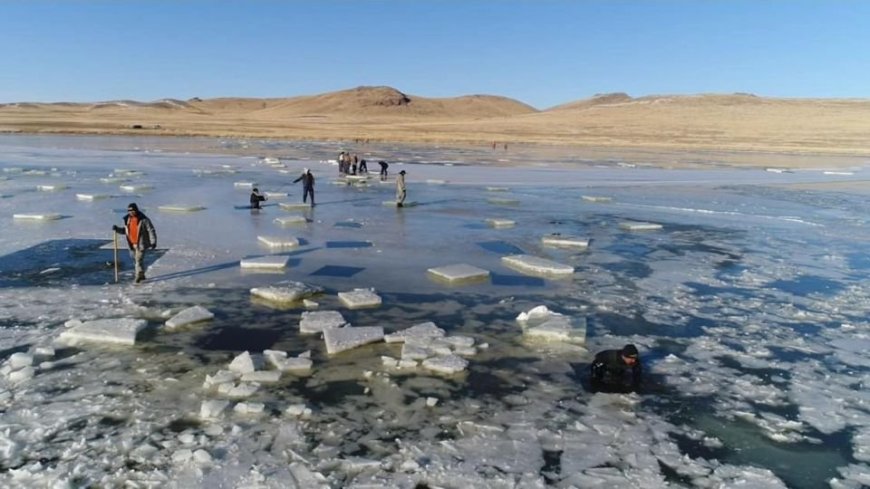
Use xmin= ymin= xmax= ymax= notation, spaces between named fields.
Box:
xmin=112 ymin=202 xmax=157 ymax=283
xmin=378 ymin=160 xmax=389 ymax=180
xmin=590 ymin=344 xmax=642 ymax=392
xmin=293 ymin=168 xmax=315 ymax=206
xmin=358 ymin=159 xmax=368 ymax=174
xmin=249 ymin=187 xmax=267 ymax=209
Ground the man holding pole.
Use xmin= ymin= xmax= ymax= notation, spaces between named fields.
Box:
xmin=112 ymin=202 xmax=157 ymax=283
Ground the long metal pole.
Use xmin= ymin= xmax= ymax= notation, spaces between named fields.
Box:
xmin=113 ymin=232 xmax=119 ymax=283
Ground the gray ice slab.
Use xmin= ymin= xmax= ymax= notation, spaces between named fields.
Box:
xmin=323 ymin=326 xmax=385 ymax=355
xmin=36 ymin=184 xmax=67 ymax=191
xmin=264 ymin=191 xmax=287 ymax=199
xmin=158 ymin=204 xmax=206 ymax=212
xmin=338 ymin=288 xmax=382 ymax=309
xmin=274 ymin=215 xmax=308 ymax=226
xmin=250 ymin=281 xmax=323 ymax=303
xmin=523 ymin=315 xmax=587 ymax=345
xmin=619 ymin=221 xmax=663 ymax=231
xmin=486 ymin=186 xmax=509 ymax=192
xmin=501 ymin=254 xmax=575 ymax=277
xmin=13 ymin=213 xmax=62 ymax=220
xmin=487 ymin=197 xmax=520 ymax=205
xmin=427 ymin=264 xmax=490 ymax=284
xmin=164 ymin=305 xmax=214 ymax=330
xmin=58 ymin=318 xmax=148 ymax=346
xmin=300 ymin=310 xmax=347 ymax=334
xmin=384 ymin=321 xmax=446 ymax=343
xmin=541 ymin=234 xmax=590 ymax=249
xmin=264 ymin=350 xmax=314 ymax=374
xmin=422 ymin=354 xmax=469 ymax=374
xmin=279 ymin=202 xmax=312 ymax=211
xmin=581 ymin=195 xmax=613 ymax=202
xmin=119 ymin=184 xmax=153 ymax=192
xmin=485 ymin=218 xmax=516 ymax=228
xmin=240 ymin=255 xmax=289 ymax=269
xmin=234 ymin=181 xmax=257 ymax=188
xmin=257 ymin=235 xmax=300 ymax=248
xmin=75 ymin=193 xmax=109 ymax=201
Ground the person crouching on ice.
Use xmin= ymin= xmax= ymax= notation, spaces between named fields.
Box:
xmin=590 ymin=344 xmax=642 ymax=392
xmin=250 ymin=187 xmax=267 ymax=209
xmin=112 ymin=202 xmax=157 ymax=283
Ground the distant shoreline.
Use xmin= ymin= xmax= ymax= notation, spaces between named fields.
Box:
xmin=1 ymin=131 xmax=868 ymax=172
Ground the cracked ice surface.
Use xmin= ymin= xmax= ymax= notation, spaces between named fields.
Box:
xmin=0 ymin=136 xmax=868 ymax=488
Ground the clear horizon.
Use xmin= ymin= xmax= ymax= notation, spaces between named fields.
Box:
xmin=2 ymin=1 xmax=869 ymax=109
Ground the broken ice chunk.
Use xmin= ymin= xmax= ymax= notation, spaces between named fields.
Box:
xmin=240 ymin=255 xmax=289 ymax=269
xmin=485 ymin=218 xmax=516 ymax=228
xmin=524 ymin=315 xmax=587 ymax=344
xmin=581 ymin=195 xmax=612 ymax=202
xmin=228 ymin=351 xmax=256 ymax=374
xmin=250 ymin=281 xmax=322 ymax=303
xmin=158 ymin=204 xmax=206 ymax=212
xmin=427 ymin=264 xmax=490 ymax=284
xmin=164 ymin=305 xmax=214 ymax=330
xmin=279 ymin=202 xmax=312 ymax=211
xmin=200 ymin=400 xmax=230 ymax=420
xmin=234 ymin=402 xmax=265 ymax=415
xmin=501 ymin=254 xmax=574 ymax=277
xmin=541 ymin=234 xmax=590 ymax=249
xmin=619 ymin=221 xmax=663 ymax=231
xmin=300 ymin=310 xmax=347 ymax=334
xmin=422 ymin=355 xmax=468 ymax=375
xmin=59 ymin=318 xmax=148 ymax=346
xmin=274 ymin=215 xmax=308 ymax=226
xmin=323 ymin=326 xmax=385 ymax=354
xmin=338 ymin=288 xmax=382 ymax=309
xmin=216 ymin=382 xmax=260 ymax=399
xmin=257 ymin=235 xmax=300 ymax=248
xmin=384 ymin=321 xmax=446 ymax=343
xmin=13 ymin=213 xmax=62 ymax=221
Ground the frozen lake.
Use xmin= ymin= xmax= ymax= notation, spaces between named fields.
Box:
xmin=0 ymin=135 xmax=868 ymax=488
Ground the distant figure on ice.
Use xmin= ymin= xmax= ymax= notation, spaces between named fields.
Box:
xmin=249 ymin=187 xmax=267 ymax=209
xmin=378 ymin=160 xmax=389 ymax=180
xmin=396 ymin=170 xmax=407 ymax=207
xmin=590 ymin=344 xmax=642 ymax=392
xmin=112 ymin=202 xmax=157 ymax=283
xmin=358 ymin=158 xmax=368 ymax=174
xmin=293 ymin=168 xmax=315 ymax=206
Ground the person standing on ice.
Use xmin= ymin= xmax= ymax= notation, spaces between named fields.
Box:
xmin=589 ymin=344 xmax=642 ymax=392
xmin=112 ymin=202 xmax=157 ymax=283
xmin=378 ymin=160 xmax=389 ymax=180
xmin=293 ymin=168 xmax=315 ymax=206
xmin=395 ymin=170 xmax=407 ymax=207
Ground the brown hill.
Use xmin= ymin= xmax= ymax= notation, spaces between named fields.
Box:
xmin=3 ymin=87 xmax=870 ymax=157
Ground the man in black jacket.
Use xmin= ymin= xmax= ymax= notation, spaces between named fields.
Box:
xmin=250 ymin=188 xmax=267 ymax=209
xmin=590 ymin=344 xmax=642 ymax=392
xmin=293 ymin=168 xmax=315 ymax=206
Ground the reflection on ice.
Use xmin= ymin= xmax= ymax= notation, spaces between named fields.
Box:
xmin=0 ymin=136 xmax=868 ymax=487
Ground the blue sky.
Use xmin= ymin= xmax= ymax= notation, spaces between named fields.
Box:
xmin=1 ymin=1 xmax=868 ymax=109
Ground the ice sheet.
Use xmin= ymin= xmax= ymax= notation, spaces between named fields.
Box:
xmin=0 ymin=135 xmax=868 ymax=489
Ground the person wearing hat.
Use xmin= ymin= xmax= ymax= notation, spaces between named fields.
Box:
xmin=249 ymin=187 xmax=267 ymax=209
xmin=293 ymin=168 xmax=315 ymax=206
xmin=112 ymin=203 xmax=157 ymax=283
xmin=395 ymin=170 xmax=407 ymax=207
xmin=589 ymin=344 xmax=642 ymax=391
